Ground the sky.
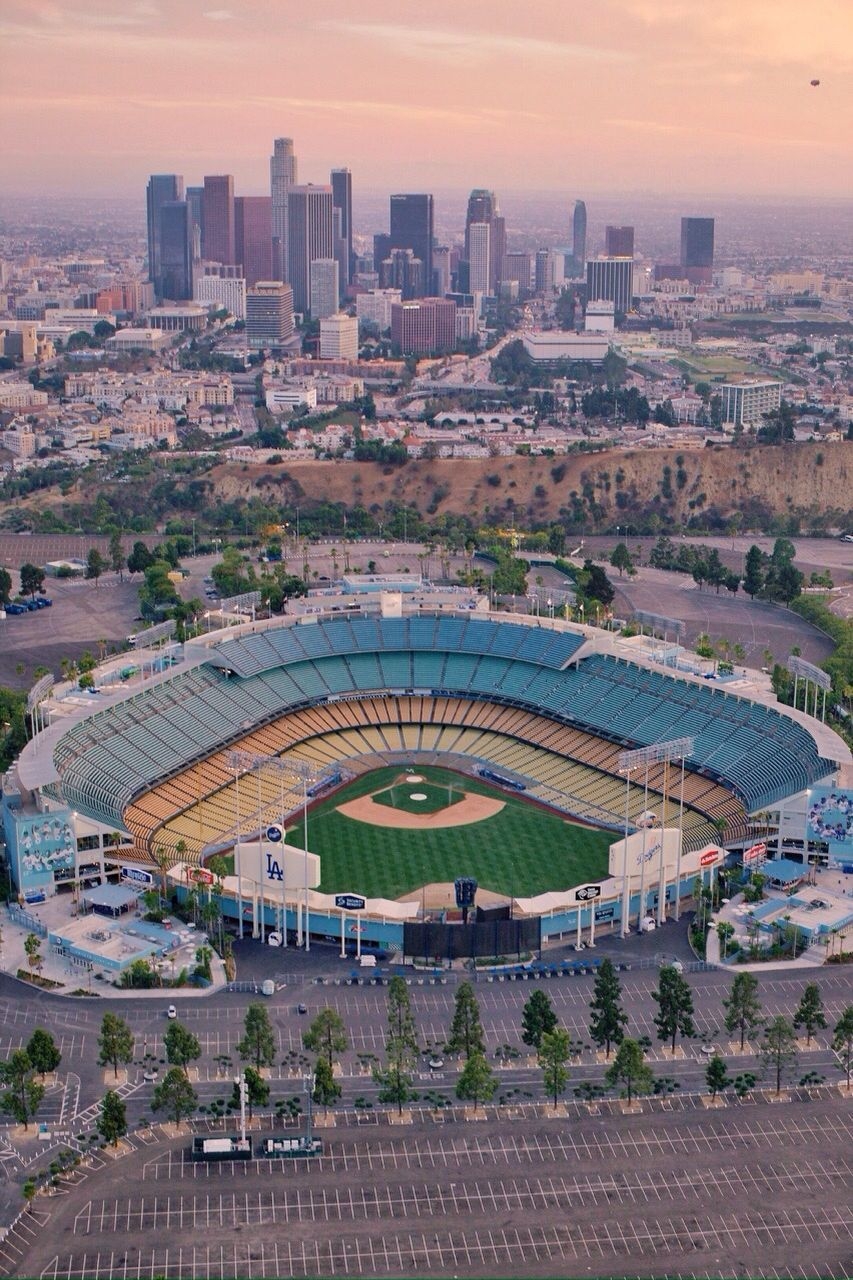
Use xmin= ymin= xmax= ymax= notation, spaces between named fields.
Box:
xmin=1 ymin=0 xmax=852 ymax=200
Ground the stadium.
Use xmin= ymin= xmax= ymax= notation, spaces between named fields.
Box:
xmin=6 ymin=599 xmax=851 ymax=963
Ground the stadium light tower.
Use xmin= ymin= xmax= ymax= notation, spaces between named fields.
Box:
xmin=618 ymin=737 xmax=694 ymax=934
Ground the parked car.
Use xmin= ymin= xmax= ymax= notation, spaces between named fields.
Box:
xmin=166 ymin=1004 xmax=177 ymax=1019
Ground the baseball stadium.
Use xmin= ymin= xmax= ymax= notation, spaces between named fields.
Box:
xmin=6 ymin=603 xmax=851 ymax=961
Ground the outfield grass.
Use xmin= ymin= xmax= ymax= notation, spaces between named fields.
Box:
xmin=285 ymin=766 xmax=611 ymax=900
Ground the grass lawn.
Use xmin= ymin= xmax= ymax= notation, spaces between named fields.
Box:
xmin=285 ymin=766 xmax=611 ymax=900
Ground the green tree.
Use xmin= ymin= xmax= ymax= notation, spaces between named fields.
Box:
xmin=236 ymin=1002 xmax=276 ymax=1070
xmin=723 ymin=972 xmax=762 ymax=1051
xmin=374 ymin=976 xmax=419 ymax=1115
xmin=0 ymin=1049 xmax=44 ymax=1129
xmin=108 ymin=530 xmax=125 ymax=580
xmin=447 ymin=981 xmax=486 ymax=1060
xmin=743 ymin=545 xmax=765 ymax=600
xmin=604 ymin=1037 xmax=653 ymax=1104
xmin=98 ymin=1012 xmax=135 ymax=1079
xmin=588 ymin=958 xmax=628 ymax=1058
xmin=538 ymin=1027 xmax=571 ymax=1109
xmin=303 ymin=1007 xmax=348 ymax=1070
xmin=20 ymin=563 xmax=45 ymax=600
xmin=610 ymin=542 xmax=632 ymax=577
xmin=792 ymin=982 xmax=827 ymax=1047
xmin=521 ymin=989 xmax=558 ymax=1050
xmin=581 ymin=559 xmax=615 ymax=607
xmin=127 ymin=541 xmax=155 ymax=575
xmin=164 ymin=1021 xmax=201 ymax=1077
xmin=25 ymin=1029 xmax=61 ymax=1080
xmin=152 ymin=1066 xmax=197 ymax=1125
xmin=0 ymin=568 xmax=12 ymax=605
xmin=23 ymin=932 xmax=42 ymax=976
xmin=759 ymin=1015 xmax=798 ymax=1096
xmin=312 ymin=1056 xmax=341 ymax=1114
xmin=832 ymin=1006 xmax=853 ymax=1090
xmin=85 ymin=548 xmax=106 ymax=585
xmin=230 ymin=1066 xmax=269 ymax=1119
xmin=705 ymin=1054 xmax=730 ymax=1099
xmin=97 ymin=1089 xmax=128 ymax=1147
xmin=455 ymin=1051 xmax=497 ymax=1111
xmin=652 ymin=965 xmax=696 ymax=1053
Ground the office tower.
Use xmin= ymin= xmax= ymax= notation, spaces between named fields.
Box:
xmin=270 ymin=137 xmax=297 ymax=280
xmin=468 ymin=223 xmax=491 ymax=295
xmin=202 ymin=175 xmax=235 ymax=265
xmin=234 ymin=196 xmax=272 ymax=286
xmin=158 ymin=201 xmax=194 ymax=301
xmin=586 ymin=257 xmax=633 ymax=315
xmin=389 ymin=194 xmax=434 ymax=295
xmin=379 ymin=248 xmax=423 ymax=300
xmin=146 ymin=174 xmax=183 ymax=299
xmin=605 ymin=225 xmax=634 ymax=258
xmin=185 ymin=186 xmax=204 ymax=262
xmin=356 ymin=288 xmax=402 ymax=331
xmin=330 ymin=168 xmax=353 ymax=286
xmin=245 ymin=281 xmax=294 ymax=347
xmin=535 ymin=249 xmax=557 ymax=294
xmin=194 ymin=267 xmax=246 ymax=319
xmin=391 ymin=298 xmax=456 ymax=355
xmin=572 ymin=199 xmax=587 ymax=274
xmin=719 ymin=380 xmax=782 ymax=429
xmin=432 ymin=246 xmax=451 ymax=297
xmin=464 ymin=189 xmax=505 ymax=293
xmin=286 ymin=185 xmax=334 ymax=314
xmin=502 ymin=252 xmax=532 ymax=292
xmin=320 ymin=313 xmax=358 ymax=360
xmin=680 ymin=216 xmax=715 ymax=284
xmin=309 ymin=258 xmax=339 ymax=319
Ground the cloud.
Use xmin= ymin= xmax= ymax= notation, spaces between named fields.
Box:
xmin=320 ymin=20 xmax=630 ymax=67
xmin=202 ymin=8 xmax=234 ymax=18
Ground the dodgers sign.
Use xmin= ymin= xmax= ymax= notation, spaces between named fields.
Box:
xmin=121 ymin=865 xmax=154 ymax=886
xmin=266 ymin=825 xmax=283 ymax=843
xmin=335 ymin=893 xmax=366 ymax=911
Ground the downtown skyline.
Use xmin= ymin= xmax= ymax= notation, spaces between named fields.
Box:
xmin=1 ymin=0 xmax=851 ymax=200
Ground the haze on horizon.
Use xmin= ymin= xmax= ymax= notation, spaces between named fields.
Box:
xmin=1 ymin=0 xmax=851 ymax=200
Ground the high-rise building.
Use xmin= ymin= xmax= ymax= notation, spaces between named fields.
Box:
xmin=245 ymin=281 xmax=294 ymax=347
xmin=432 ymin=246 xmax=452 ymax=297
xmin=379 ymin=248 xmax=423 ymax=300
xmin=270 ymin=137 xmax=297 ymax=281
xmin=146 ymin=174 xmax=184 ymax=299
xmin=463 ymin=189 xmax=505 ymax=294
xmin=586 ymin=257 xmax=633 ymax=316
xmin=502 ymin=252 xmax=532 ymax=292
xmin=194 ymin=267 xmax=246 ymax=319
xmin=680 ymin=216 xmax=715 ymax=284
xmin=468 ymin=223 xmax=491 ymax=295
xmin=535 ymin=249 xmax=558 ymax=294
xmin=389 ymin=194 xmax=434 ymax=295
xmin=185 ymin=186 xmax=204 ymax=264
xmin=234 ymin=196 xmax=272 ymax=286
xmin=330 ymin=168 xmax=353 ymax=287
xmin=572 ymin=200 xmax=587 ymax=275
xmin=355 ymin=289 xmax=402 ymax=331
xmin=320 ymin=313 xmax=359 ymax=360
xmin=391 ymin=298 xmax=456 ymax=355
xmin=286 ymin=185 xmax=334 ymax=315
xmin=158 ymin=201 xmax=194 ymax=301
xmin=309 ymin=259 xmax=339 ymax=319
xmin=202 ymin=175 xmax=235 ymax=266
xmin=605 ymin=225 xmax=635 ymax=258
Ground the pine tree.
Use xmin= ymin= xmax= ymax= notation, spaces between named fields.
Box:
xmin=705 ymin=1055 xmax=730 ymax=1099
xmin=97 ymin=1090 xmax=127 ymax=1147
xmin=792 ymin=982 xmax=827 ymax=1046
xmin=236 ymin=1003 xmax=276 ymax=1070
xmin=652 ymin=965 xmax=695 ymax=1053
xmin=98 ymin=1013 xmax=134 ymax=1079
xmin=25 ymin=1029 xmax=61 ymax=1080
xmin=152 ymin=1067 xmax=197 ymax=1126
xmin=447 ymin=981 xmax=485 ymax=1060
xmin=589 ymin=958 xmax=628 ymax=1057
xmin=723 ymin=972 xmax=762 ymax=1051
xmin=0 ymin=1050 xmax=44 ymax=1130
xmin=521 ymin=989 xmax=558 ymax=1050
xmin=164 ymin=1022 xmax=201 ymax=1077
xmin=455 ymin=1051 xmax=497 ymax=1111
xmin=374 ymin=976 xmax=419 ymax=1115
xmin=760 ymin=1016 xmax=797 ymax=1096
xmin=303 ymin=1008 xmax=348 ymax=1070
xmin=832 ymin=1007 xmax=853 ymax=1091
xmin=604 ymin=1038 xmax=653 ymax=1105
xmin=312 ymin=1056 xmax=342 ymax=1114
xmin=538 ymin=1028 xmax=571 ymax=1109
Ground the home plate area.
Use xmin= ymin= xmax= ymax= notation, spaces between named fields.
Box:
xmin=335 ymin=774 xmax=505 ymax=830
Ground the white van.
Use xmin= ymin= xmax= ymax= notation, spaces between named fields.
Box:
xmin=359 ymin=953 xmax=377 ymax=968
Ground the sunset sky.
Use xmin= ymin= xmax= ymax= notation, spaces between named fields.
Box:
xmin=1 ymin=0 xmax=851 ymax=199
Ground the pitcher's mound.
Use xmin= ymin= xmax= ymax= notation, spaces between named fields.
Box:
xmin=337 ymin=791 xmax=504 ymax=829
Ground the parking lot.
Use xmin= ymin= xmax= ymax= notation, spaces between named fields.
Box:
xmin=11 ymin=1098 xmax=853 ymax=1278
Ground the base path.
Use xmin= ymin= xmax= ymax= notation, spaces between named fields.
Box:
xmin=336 ymin=791 xmax=505 ymax=829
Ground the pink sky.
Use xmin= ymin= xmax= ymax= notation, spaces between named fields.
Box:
xmin=1 ymin=0 xmax=851 ymax=198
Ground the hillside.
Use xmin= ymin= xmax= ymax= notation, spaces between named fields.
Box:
xmin=205 ymin=441 xmax=853 ymax=533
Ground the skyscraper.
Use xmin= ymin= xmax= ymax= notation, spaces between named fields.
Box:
xmin=572 ymin=200 xmax=587 ymax=275
xmin=158 ymin=201 xmax=193 ymax=301
xmin=234 ymin=196 xmax=272 ymax=287
xmin=309 ymin=259 xmax=339 ymax=319
xmin=391 ymin=298 xmax=456 ymax=355
xmin=245 ymin=281 xmax=294 ymax=347
xmin=185 ymin=186 xmax=204 ymax=262
xmin=379 ymin=248 xmax=423 ymax=300
xmin=605 ymin=225 xmax=634 ymax=258
xmin=330 ymin=168 xmax=353 ymax=288
xmin=464 ymin=189 xmax=504 ymax=294
xmin=287 ymin=185 xmax=334 ymax=315
xmin=468 ymin=223 xmax=491 ymax=295
xmin=389 ymin=194 xmax=434 ymax=296
xmin=146 ymin=174 xmax=183 ymax=300
xmin=586 ymin=257 xmax=633 ymax=316
xmin=270 ymin=137 xmax=297 ymax=281
xmin=680 ymin=216 xmax=715 ymax=284
xmin=202 ymin=175 xmax=235 ymax=266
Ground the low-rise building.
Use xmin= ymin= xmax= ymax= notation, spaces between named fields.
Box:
xmin=719 ymin=379 xmax=783 ymax=430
